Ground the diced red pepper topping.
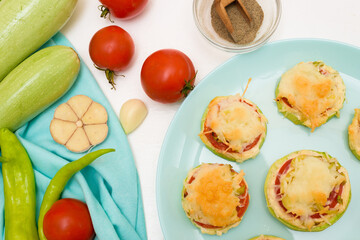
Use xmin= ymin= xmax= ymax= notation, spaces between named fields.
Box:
xmin=204 ymin=126 xmax=237 ymax=153
xmin=243 ymin=135 xmax=261 ymax=152
xmin=274 ymin=159 xmax=297 ymax=217
xmin=193 ymin=220 xmax=220 ymax=229
xmin=188 ymin=175 xmax=195 ymax=184
xmin=241 ymin=99 xmax=260 ymax=115
xmin=319 ymin=68 xmax=328 ymax=75
xmin=237 ymin=180 xmax=249 ymax=218
xmin=327 ymin=183 xmax=344 ymax=209
xmin=310 ymin=213 xmax=321 ymax=219
xmin=274 ymin=159 xmax=292 ymax=191
xmin=281 ymin=97 xmax=293 ymax=108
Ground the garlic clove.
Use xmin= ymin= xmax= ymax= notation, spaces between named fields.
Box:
xmin=50 ymin=119 xmax=77 ymax=144
xmin=54 ymin=103 xmax=78 ymax=121
xmin=82 ymin=102 xmax=108 ymax=124
xmin=84 ymin=124 xmax=109 ymax=145
xmin=65 ymin=128 xmax=91 ymax=153
xmin=119 ymin=99 xmax=148 ymax=134
xmin=68 ymin=95 xmax=93 ymax=118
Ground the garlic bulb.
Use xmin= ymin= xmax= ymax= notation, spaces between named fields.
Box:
xmin=50 ymin=95 xmax=108 ymax=152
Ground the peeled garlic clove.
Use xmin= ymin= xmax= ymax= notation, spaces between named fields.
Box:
xmin=120 ymin=99 xmax=148 ymax=134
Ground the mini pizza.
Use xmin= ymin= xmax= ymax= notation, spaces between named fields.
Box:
xmin=265 ymin=150 xmax=351 ymax=232
xmin=249 ymin=235 xmax=285 ymax=240
xmin=348 ymin=109 xmax=360 ymax=160
xmin=275 ymin=61 xmax=345 ymax=132
xmin=182 ymin=163 xmax=249 ymax=235
xmin=199 ymin=94 xmax=267 ymax=162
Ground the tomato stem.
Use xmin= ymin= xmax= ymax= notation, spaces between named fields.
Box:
xmin=180 ymin=71 xmax=197 ymax=98
xmin=105 ymin=69 xmax=116 ymax=90
xmin=98 ymin=5 xmax=114 ymax=23
xmin=94 ymin=65 xmax=124 ymax=90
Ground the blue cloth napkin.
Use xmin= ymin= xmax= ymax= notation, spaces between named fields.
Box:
xmin=0 ymin=32 xmax=147 ymax=240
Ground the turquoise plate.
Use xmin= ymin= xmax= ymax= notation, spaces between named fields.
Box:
xmin=156 ymin=39 xmax=360 ymax=240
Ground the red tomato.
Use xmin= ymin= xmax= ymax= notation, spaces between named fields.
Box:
xmin=141 ymin=49 xmax=196 ymax=103
xmin=43 ymin=198 xmax=95 ymax=240
xmin=99 ymin=0 xmax=148 ymax=20
xmin=89 ymin=25 xmax=135 ymax=89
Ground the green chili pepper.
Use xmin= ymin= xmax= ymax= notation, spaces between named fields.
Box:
xmin=0 ymin=128 xmax=39 ymax=240
xmin=38 ymin=148 xmax=115 ymax=240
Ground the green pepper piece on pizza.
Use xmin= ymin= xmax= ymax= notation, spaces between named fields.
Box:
xmin=199 ymin=94 xmax=267 ymax=163
xmin=264 ymin=150 xmax=351 ymax=231
xmin=275 ymin=61 xmax=345 ymax=132
xmin=182 ymin=163 xmax=249 ymax=235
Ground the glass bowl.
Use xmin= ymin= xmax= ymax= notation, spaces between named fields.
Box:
xmin=193 ymin=0 xmax=281 ymax=53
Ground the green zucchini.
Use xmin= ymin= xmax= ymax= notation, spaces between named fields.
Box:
xmin=0 ymin=0 xmax=78 ymax=81
xmin=0 ymin=45 xmax=80 ymax=131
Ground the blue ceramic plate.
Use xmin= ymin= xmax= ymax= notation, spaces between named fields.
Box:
xmin=156 ymin=39 xmax=360 ymax=240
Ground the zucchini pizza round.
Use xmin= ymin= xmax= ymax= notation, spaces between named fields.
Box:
xmin=181 ymin=163 xmax=249 ymax=235
xmin=275 ymin=61 xmax=345 ymax=132
xmin=264 ymin=150 xmax=351 ymax=232
xmin=348 ymin=109 xmax=360 ymax=160
xmin=199 ymin=94 xmax=267 ymax=162
xmin=249 ymin=235 xmax=285 ymax=240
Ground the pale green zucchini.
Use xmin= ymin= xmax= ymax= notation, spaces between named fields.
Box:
xmin=0 ymin=0 xmax=78 ymax=81
xmin=0 ymin=45 xmax=80 ymax=131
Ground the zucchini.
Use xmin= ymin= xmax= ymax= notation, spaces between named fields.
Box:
xmin=0 ymin=45 xmax=80 ymax=131
xmin=0 ymin=0 xmax=78 ymax=81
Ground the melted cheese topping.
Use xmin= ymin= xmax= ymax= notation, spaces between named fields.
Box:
xmin=277 ymin=61 xmax=345 ymax=131
xmin=281 ymin=156 xmax=345 ymax=217
xmin=183 ymin=164 xmax=244 ymax=227
xmin=205 ymin=95 xmax=266 ymax=152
